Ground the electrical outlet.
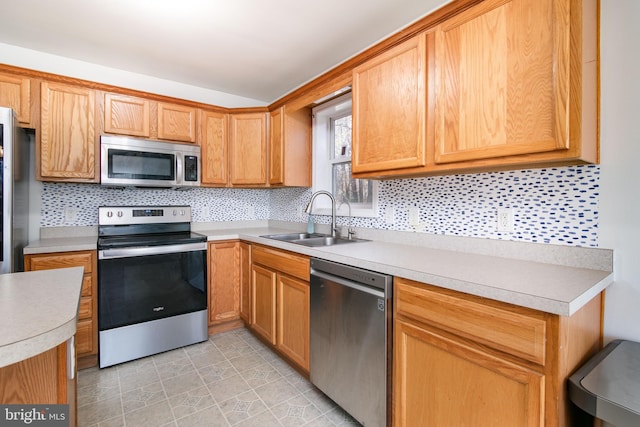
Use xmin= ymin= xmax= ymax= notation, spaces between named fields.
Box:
xmin=202 ymin=206 xmax=210 ymax=218
xmin=408 ymin=206 xmax=420 ymax=227
xmin=497 ymin=208 xmax=514 ymax=232
xmin=385 ymin=206 xmax=395 ymax=224
xmin=247 ymin=206 xmax=255 ymax=218
xmin=64 ymin=207 xmax=77 ymax=223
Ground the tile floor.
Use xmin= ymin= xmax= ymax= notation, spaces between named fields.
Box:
xmin=78 ymin=328 xmax=361 ymax=426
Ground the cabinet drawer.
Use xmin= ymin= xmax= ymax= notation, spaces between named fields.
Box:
xmin=78 ymin=296 xmax=92 ymax=319
xmin=252 ymin=245 xmax=310 ymax=281
xmin=28 ymin=252 xmax=93 ymax=273
xmin=76 ymin=319 xmax=94 ymax=355
xmin=395 ymin=279 xmax=547 ymax=365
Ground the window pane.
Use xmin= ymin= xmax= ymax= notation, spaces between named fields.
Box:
xmin=332 ymin=162 xmax=373 ymax=206
xmin=332 ymin=115 xmax=352 ymax=159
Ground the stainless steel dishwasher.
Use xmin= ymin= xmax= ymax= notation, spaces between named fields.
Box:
xmin=310 ymin=258 xmax=393 ymax=427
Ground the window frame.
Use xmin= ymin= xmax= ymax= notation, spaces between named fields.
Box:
xmin=311 ymin=93 xmax=378 ymax=218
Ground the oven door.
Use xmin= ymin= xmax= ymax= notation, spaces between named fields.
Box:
xmin=98 ymin=242 xmax=207 ymax=331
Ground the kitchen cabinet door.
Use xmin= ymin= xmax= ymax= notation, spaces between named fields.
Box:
xmin=239 ymin=242 xmax=252 ymax=324
xmin=103 ymin=93 xmax=150 ymax=137
xmin=269 ymin=106 xmax=312 ymax=187
xmin=0 ymin=340 xmax=76 ymax=426
xmin=394 ymin=319 xmax=544 ymax=427
xmin=431 ymin=0 xmax=598 ymax=169
xmin=0 ymin=72 xmax=32 ymax=125
xmin=277 ymin=274 xmax=310 ymax=371
xmin=352 ymin=32 xmax=428 ymax=176
xmin=39 ymin=81 xmax=97 ymax=181
xmin=200 ymin=110 xmax=228 ymax=186
xmin=229 ymin=112 xmax=268 ymax=186
xmin=393 ymin=277 xmax=603 ymax=426
xmin=251 ymin=264 xmax=277 ymax=345
xmin=157 ymin=102 xmax=197 ymax=143
xmin=207 ymin=241 xmax=240 ymax=325
xmin=24 ymin=250 xmax=98 ymax=368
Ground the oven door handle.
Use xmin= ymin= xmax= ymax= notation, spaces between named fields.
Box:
xmin=99 ymin=242 xmax=206 ymax=260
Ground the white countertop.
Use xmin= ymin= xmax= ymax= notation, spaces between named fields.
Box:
xmin=198 ymin=226 xmax=613 ymax=316
xmin=23 ymin=236 xmax=97 ymax=255
xmin=0 ymin=267 xmax=84 ymax=368
xmin=24 ymin=224 xmax=614 ymax=317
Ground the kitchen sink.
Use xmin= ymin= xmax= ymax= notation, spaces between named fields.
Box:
xmin=260 ymin=232 xmax=326 ymax=241
xmin=260 ymin=232 xmax=367 ymax=247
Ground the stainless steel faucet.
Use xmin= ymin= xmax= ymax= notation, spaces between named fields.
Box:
xmin=305 ymin=190 xmax=337 ymax=238
xmin=338 ymin=198 xmax=355 ymax=240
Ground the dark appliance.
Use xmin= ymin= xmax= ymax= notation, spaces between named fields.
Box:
xmin=0 ymin=107 xmax=29 ymax=274
xmin=98 ymin=205 xmax=207 ymax=368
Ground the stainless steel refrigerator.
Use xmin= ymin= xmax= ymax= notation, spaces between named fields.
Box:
xmin=0 ymin=107 xmax=30 ymax=274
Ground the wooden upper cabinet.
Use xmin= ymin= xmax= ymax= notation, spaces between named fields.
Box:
xmin=352 ymin=33 xmax=428 ymax=176
xmin=200 ymin=110 xmax=228 ymax=186
xmin=269 ymin=106 xmax=312 ymax=187
xmin=0 ymin=72 xmax=32 ymax=125
xmin=229 ymin=112 xmax=268 ymax=186
xmin=269 ymin=108 xmax=284 ymax=184
xmin=431 ymin=0 xmax=598 ymax=169
xmin=157 ymin=102 xmax=197 ymax=143
xmin=39 ymin=81 xmax=97 ymax=181
xmin=103 ymin=93 xmax=150 ymax=137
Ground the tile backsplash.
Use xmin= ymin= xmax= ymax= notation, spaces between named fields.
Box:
xmin=41 ymin=165 xmax=599 ymax=247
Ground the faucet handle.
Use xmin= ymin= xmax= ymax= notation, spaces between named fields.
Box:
xmin=347 ymin=228 xmax=356 ymax=240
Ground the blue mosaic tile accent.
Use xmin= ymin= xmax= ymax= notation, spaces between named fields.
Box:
xmin=270 ymin=165 xmax=600 ymax=247
xmin=41 ymin=165 xmax=599 ymax=247
xmin=40 ymin=185 xmax=270 ymax=226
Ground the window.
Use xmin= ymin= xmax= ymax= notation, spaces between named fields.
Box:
xmin=312 ymin=92 xmax=377 ymax=217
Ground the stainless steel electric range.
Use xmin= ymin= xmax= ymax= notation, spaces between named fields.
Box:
xmin=97 ymin=205 xmax=208 ymax=368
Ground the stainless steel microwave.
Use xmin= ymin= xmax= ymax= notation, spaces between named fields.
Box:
xmin=100 ymin=135 xmax=200 ymax=188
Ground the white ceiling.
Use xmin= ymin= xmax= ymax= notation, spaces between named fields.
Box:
xmin=0 ymin=0 xmax=449 ymax=104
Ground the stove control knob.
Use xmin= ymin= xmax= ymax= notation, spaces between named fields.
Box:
xmin=180 ymin=209 xmax=186 ymax=216
xmin=117 ymin=211 xmax=123 ymax=218
xmin=173 ymin=209 xmax=178 ymax=216
xmin=106 ymin=211 xmax=113 ymax=218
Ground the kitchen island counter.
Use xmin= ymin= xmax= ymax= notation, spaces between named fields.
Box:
xmin=0 ymin=267 xmax=84 ymax=368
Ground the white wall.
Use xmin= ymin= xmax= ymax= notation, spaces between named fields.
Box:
xmin=0 ymin=43 xmax=265 ymax=108
xmin=599 ymin=0 xmax=640 ymax=343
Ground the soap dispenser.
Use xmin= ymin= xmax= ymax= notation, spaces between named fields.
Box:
xmin=307 ymin=214 xmax=315 ymax=234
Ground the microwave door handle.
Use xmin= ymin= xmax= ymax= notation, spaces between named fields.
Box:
xmin=175 ymin=153 xmax=183 ymax=184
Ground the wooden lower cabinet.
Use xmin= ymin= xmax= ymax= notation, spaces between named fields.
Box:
xmin=251 ymin=263 xmax=277 ymax=345
xmin=239 ymin=242 xmax=252 ymax=323
xmin=0 ymin=339 xmax=76 ymax=426
xmin=395 ymin=319 xmax=544 ymax=426
xmin=207 ymin=241 xmax=242 ymax=326
xmin=24 ymin=250 xmax=98 ymax=368
xmin=276 ymin=275 xmax=310 ymax=370
xmin=250 ymin=245 xmax=310 ymax=372
xmin=393 ymin=278 xmax=602 ymax=427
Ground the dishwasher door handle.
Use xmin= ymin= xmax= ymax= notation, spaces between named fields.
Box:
xmin=311 ymin=270 xmax=385 ymax=298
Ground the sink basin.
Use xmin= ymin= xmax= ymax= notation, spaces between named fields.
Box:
xmin=260 ymin=232 xmax=367 ymax=247
xmin=260 ymin=232 xmax=327 ymax=241
xmin=292 ymin=236 xmax=365 ymax=247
